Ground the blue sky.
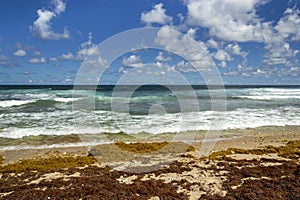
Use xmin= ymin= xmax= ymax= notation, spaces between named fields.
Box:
xmin=0 ymin=0 xmax=299 ymax=85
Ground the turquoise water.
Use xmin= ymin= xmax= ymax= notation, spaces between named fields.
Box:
xmin=0 ymin=85 xmax=299 ymax=139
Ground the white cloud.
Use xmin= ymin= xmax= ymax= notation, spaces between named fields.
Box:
xmin=118 ymin=58 xmax=178 ymax=76
xmin=207 ymin=39 xmax=219 ymax=49
xmin=186 ymin=0 xmax=275 ymax=42
xmin=122 ymin=55 xmax=144 ymax=67
xmin=82 ymin=57 xmax=107 ymax=68
xmin=141 ymin=3 xmax=173 ymax=26
xmin=219 ymin=61 xmax=227 ymax=68
xmin=61 ymin=52 xmax=74 ymax=60
xmin=225 ymin=58 xmax=300 ymax=78
xmin=251 ymin=68 xmax=269 ymax=76
xmin=75 ymin=33 xmax=108 ymax=70
xmin=264 ymin=42 xmax=298 ymax=66
xmin=224 ymin=65 xmax=273 ymax=77
xmin=186 ymin=28 xmax=197 ymax=39
xmin=173 ymin=60 xmax=196 ymax=72
xmin=52 ymin=0 xmax=66 ymax=14
xmin=65 ymin=75 xmax=72 ymax=82
xmin=29 ymin=57 xmax=46 ymax=64
xmin=155 ymin=61 xmax=163 ymax=68
xmin=0 ymin=54 xmax=9 ymax=61
xmin=275 ymin=8 xmax=300 ymax=41
xmin=30 ymin=0 xmax=70 ymax=40
xmin=276 ymin=67 xmax=300 ymax=77
xmin=13 ymin=49 xmax=26 ymax=57
xmin=76 ymin=55 xmax=108 ymax=85
xmin=214 ymin=50 xmax=231 ymax=61
xmin=49 ymin=52 xmax=74 ymax=62
xmin=178 ymin=13 xmax=185 ymax=24
xmin=155 ymin=52 xmax=171 ymax=62
xmin=226 ymin=43 xmax=248 ymax=57
xmin=76 ymin=32 xmax=100 ymax=60
xmin=49 ymin=57 xmax=59 ymax=62
xmin=155 ymin=26 xmax=214 ymax=71
xmin=175 ymin=60 xmax=188 ymax=68
xmin=34 ymin=50 xmax=42 ymax=56
xmin=214 ymin=50 xmax=232 ymax=68
xmin=207 ymin=39 xmax=248 ymax=68
xmin=118 ymin=62 xmax=175 ymax=81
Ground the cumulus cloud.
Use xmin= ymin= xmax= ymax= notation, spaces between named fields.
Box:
xmin=122 ymin=55 xmax=144 ymax=67
xmin=76 ymin=32 xmax=100 ymax=60
xmin=207 ymin=39 xmax=219 ymax=49
xmin=29 ymin=57 xmax=46 ymax=64
xmin=53 ymin=0 xmax=66 ymax=14
xmin=155 ymin=52 xmax=171 ymax=62
xmin=141 ymin=3 xmax=173 ymax=26
xmin=264 ymin=42 xmax=298 ymax=66
xmin=75 ymin=32 xmax=108 ymax=71
xmin=214 ymin=50 xmax=232 ymax=61
xmin=13 ymin=49 xmax=26 ymax=57
xmin=50 ymin=52 xmax=75 ymax=62
xmin=65 ymin=75 xmax=72 ymax=82
xmin=173 ymin=60 xmax=197 ymax=73
xmin=49 ymin=32 xmax=97 ymax=62
xmin=175 ymin=1 xmax=300 ymax=78
xmin=207 ymin=37 xmax=249 ymax=68
xmin=213 ymin=50 xmax=232 ymax=67
xmin=275 ymin=7 xmax=300 ymax=41
xmin=186 ymin=0 xmax=274 ymax=42
xmin=30 ymin=0 xmax=70 ymax=40
xmin=48 ymin=32 xmax=104 ymax=69
xmin=61 ymin=52 xmax=74 ymax=60
xmin=155 ymin=26 xmax=215 ymax=71
xmin=226 ymin=43 xmax=248 ymax=57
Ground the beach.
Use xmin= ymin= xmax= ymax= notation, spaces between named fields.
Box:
xmin=1 ymin=126 xmax=299 ymax=199
xmin=1 ymin=0 xmax=300 ymax=198
xmin=0 ymin=86 xmax=299 ymax=199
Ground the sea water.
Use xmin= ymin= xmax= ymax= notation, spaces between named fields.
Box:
xmin=0 ymin=85 xmax=299 ymax=139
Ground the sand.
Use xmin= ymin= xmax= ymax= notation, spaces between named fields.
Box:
xmin=0 ymin=126 xmax=299 ymax=199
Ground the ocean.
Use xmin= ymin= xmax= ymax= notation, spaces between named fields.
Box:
xmin=0 ymin=85 xmax=299 ymax=146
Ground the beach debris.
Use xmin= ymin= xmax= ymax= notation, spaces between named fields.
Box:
xmin=0 ymin=155 xmax=3 ymax=165
xmin=0 ymin=155 xmax=97 ymax=173
xmin=117 ymin=175 xmax=138 ymax=184
xmin=0 ymin=140 xmax=299 ymax=199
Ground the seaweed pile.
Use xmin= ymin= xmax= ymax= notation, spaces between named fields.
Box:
xmin=0 ymin=141 xmax=299 ymax=199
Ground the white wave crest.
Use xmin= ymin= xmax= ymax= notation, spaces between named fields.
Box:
xmin=0 ymin=100 xmax=35 ymax=107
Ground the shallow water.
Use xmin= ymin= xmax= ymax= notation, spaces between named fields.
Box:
xmin=0 ymin=85 xmax=299 ymax=140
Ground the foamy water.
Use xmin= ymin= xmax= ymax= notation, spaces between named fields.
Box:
xmin=0 ymin=85 xmax=299 ymax=139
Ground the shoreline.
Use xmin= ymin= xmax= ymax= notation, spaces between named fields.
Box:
xmin=1 ymin=126 xmax=299 ymax=165
xmin=0 ymin=125 xmax=299 ymax=165
xmin=0 ymin=125 xmax=299 ymax=148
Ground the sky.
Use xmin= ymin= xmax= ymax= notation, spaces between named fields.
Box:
xmin=0 ymin=0 xmax=299 ymax=85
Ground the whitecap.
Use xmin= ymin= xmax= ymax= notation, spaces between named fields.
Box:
xmin=0 ymin=100 xmax=35 ymax=107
